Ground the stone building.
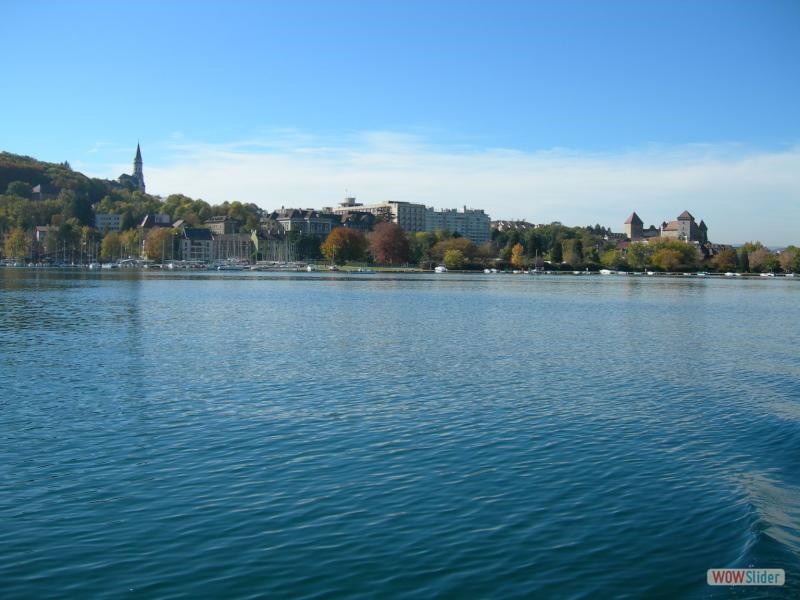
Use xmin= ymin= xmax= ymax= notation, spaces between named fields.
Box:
xmin=624 ymin=210 xmax=708 ymax=243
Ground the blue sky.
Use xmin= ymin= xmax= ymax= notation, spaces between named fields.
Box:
xmin=2 ymin=0 xmax=799 ymax=245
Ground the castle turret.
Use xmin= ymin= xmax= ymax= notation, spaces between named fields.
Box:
xmin=624 ymin=211 xmax=643 ymax=240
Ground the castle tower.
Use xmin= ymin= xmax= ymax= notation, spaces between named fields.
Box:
xmin=133 ymin=143 xmax=145 ymax=193
xmin=624 ymin=211 xmax=643 ymax=240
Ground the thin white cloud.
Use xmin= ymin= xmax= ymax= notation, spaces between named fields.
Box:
xmin=111 ymin=132 xmax=800 ymax=246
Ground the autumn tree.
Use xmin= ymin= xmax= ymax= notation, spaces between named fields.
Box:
xmin=431 ymin=237 xmax=477 ymax=264
xmin=711 ymin=247 xmax=738 ymax=272
xmin=100 ymin=231 xmax=122 ymax=261
xmin=650 ymin=248 xmax=682 ymax=271
xmin=3 ymin=226 xmax=30 ymax=260
xmin=144 ymin=228 xmax=176 ymax=263
xmin=510 ymin=242 xmax=525 ymax=269
xmin=648 ymin=239 xmax=700 ymax=271
xmin=321 ymin=227 xmax=367 ymax=264
xmin=747 ymin=246 xmax=771 ymax=273
xmin=119 ymin=229 xmax=140 ymax=258
xmin=369 ymin=222 xmax=409 ymax=265
xmin=778 ymin=246 xmax=800 ymax=273
xmin=600 ymin=249 xmax=625 ymax=269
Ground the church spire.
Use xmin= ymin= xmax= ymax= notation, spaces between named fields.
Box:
xmin=133 ymin=142 xmax=145 ymax=193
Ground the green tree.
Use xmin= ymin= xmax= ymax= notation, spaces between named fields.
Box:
xmin=431 ymin=237 xmax=477 ymax=263
xmin=626 ymin=242 xmax=652 ymax=269
xmin=600 ymin=249 xmax=625 ymax=269
xmin=524 ymin=229 xmax=545 ymax=259
xmin=443 ymin=249 xmax=466 ymax=270
xmin=60 ymin=189 xmax=94 ymax=226
xmin=119 ymin=209 xmax=136 ymax=231
xmin=549 ymin=239 xmax=563 ymax=263
xmin=737 ymin=248 xmax=750 ymax=272
xmin=562 ymin=238 xmax=583 ymax=266
xmin=408 ymin=231 xmax=437 ymax=267
xmin=5 ymin=181 xmax=32 ymax=198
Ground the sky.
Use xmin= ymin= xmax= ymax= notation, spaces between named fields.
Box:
xmin=2 ymin=0 xmax=798 ymax=245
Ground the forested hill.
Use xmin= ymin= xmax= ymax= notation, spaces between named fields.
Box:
xmin=0 ymin=151 xmax=162 ymax=232
xmin=0 ymin=151 xmax=262 ymax=234
xmin=0 ymin=152 xmax=113 ymax=200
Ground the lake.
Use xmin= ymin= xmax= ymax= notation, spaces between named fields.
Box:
xmin=1 ymin=269 xmax=798 ymax=598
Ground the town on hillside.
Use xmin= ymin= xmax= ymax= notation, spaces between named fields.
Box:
xmin=1 ymin=146 xmax=798 ymax=274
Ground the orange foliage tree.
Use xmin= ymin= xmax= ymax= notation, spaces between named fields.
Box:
xmin=321 ymin=227 xmax=367 ymax=264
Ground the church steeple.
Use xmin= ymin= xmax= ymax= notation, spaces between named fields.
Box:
xmin=133 ymin=142 xmax=145 ymax=193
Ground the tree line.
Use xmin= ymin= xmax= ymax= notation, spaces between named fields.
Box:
xmin=2 ymin=151 xmax=798 ymax=271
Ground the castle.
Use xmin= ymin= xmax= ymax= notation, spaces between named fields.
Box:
xmin=624 ymin=210 xmax=708 ymax=243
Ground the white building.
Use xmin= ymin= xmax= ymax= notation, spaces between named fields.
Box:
xmin=331 ymin=198 xmax=490 ymax=244
xmin=425 ymin=206 xmax=491 ymax=245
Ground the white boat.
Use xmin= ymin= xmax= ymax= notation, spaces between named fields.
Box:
xmin=484 ymin=268 xmax=492 ymax=274
xmin=434 ymin=265 xmax=447 ymax=273
xmin=88 ymin=262 xmax=101 ymax=270
xmin=599 ymin=269 xmax=613 ymax=275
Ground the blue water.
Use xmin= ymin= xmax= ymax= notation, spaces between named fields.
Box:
xmin=1 ymin=269 xmax=798 ymax=598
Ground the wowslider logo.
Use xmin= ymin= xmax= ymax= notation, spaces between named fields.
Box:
xmin=707 ymin=569 xmax=785 ymax=586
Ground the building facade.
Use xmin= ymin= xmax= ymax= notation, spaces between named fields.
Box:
xmin=660 ymin=211 xmax=708 ymax=243
xmin=331 ymin=198 xmax=490 ymax=244
xmin=95 ymin=213 xmax=122 ymax=232
xmin=268 ymin=209 xmax=341 ymax=236
xmin=205 ymin=216 xmax=240 ymax=235
xmin=425 ymin=206 xmax=491 ymax=245
xmin=177 ymin=227 xmax=214 ymax=263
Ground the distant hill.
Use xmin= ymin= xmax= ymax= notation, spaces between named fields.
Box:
xmin=0 ymin=151 xmax=115 ymax=202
